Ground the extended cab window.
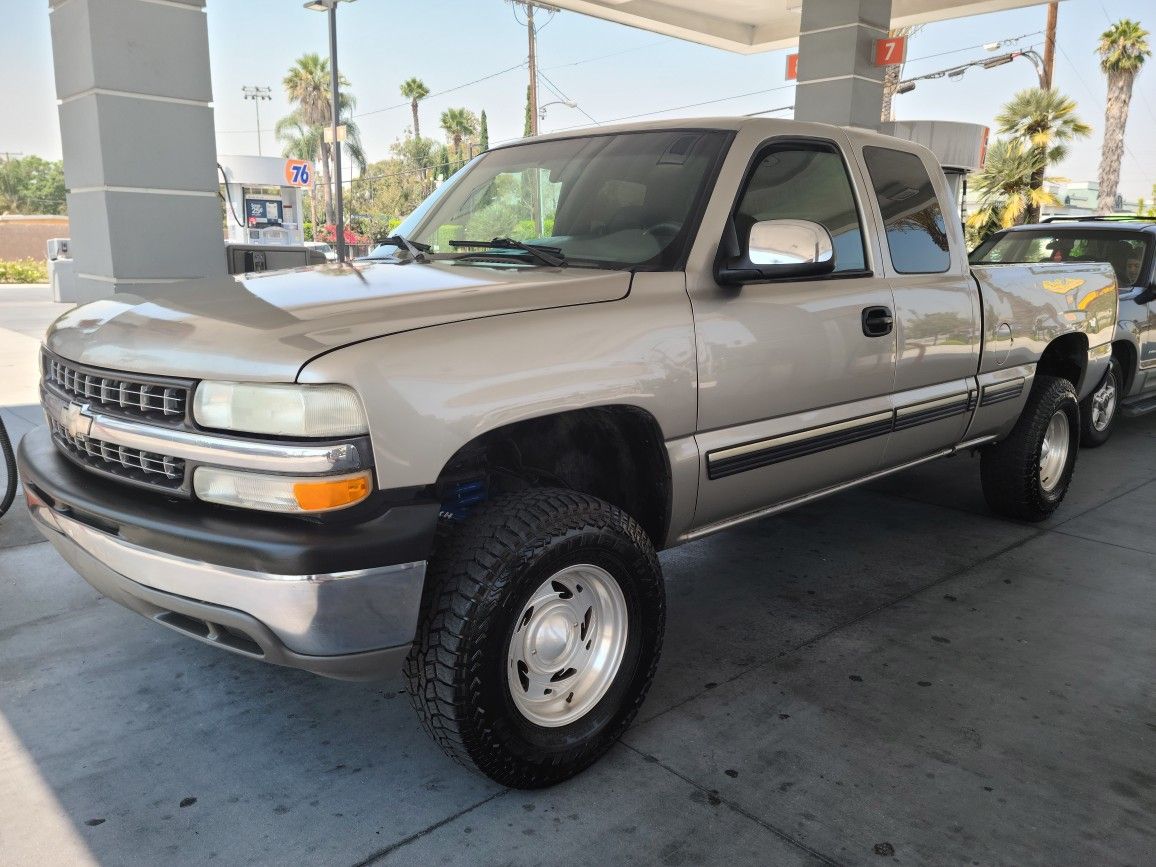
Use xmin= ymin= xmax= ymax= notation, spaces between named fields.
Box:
xmin=862 ymin=147 xmax=951 ymax=274
xmin=734 ymin=144 xmax=867 ymax=273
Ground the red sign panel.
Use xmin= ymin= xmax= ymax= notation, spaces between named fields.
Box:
xmin=785 ymin=53 xmax=799 ymax=80
xmin=874 ymin=36 xmax=907 ymax=66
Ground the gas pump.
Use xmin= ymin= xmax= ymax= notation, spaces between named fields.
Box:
xmin=218 ymin=154 xmax=311 ymax=247
xmin=218 ymin=155 xmax=326 ymax=273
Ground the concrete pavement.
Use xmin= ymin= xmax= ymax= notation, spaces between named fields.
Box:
xmin=1 ymin=288 xmax=1154 ymax=864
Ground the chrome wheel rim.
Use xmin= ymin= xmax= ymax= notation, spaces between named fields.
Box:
xmin=1090 ymin=374 xmax=1118 ymax=432
xmin=507 ymin=564 xmax=628 ymax=728
xmin=1039 ymin=410 xmax=1071 ymax=493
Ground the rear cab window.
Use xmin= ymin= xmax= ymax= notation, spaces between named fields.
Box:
xmin=862 ymin=147 xmax=952 ymax=274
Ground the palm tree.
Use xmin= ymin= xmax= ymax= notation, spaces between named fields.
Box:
xmin=995 ymin=88 xmax=1091 ymax=224
xmin=1095 ymin=20 xmax=1150 ymax=215
xmin=440 ymin=108 xmax=479 ymax=162
xmin=966 ymin=139 xmax=1061 ymax=245
xmin=280 ymin=53 xmax=367 ymax=226
xmin=400 ymin=77 xmax=430 ymax=140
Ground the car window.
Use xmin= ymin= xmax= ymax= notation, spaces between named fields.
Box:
xmin=862 ymin=147 xmax=951 ymax=274
xmin=385 ymin=130 xmax=730 ymax=270
xmin=971 ymin=230 xmax=1151 ymax=286
xmin=733 ymin=144 xmax=867 ymax=273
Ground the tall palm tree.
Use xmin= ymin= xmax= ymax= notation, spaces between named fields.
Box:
xmin=1095 ymin=20 xmax=1150 ymax=214
xmin=400 ymin=77 xmax=430 ymax=140
xmin=440 ymin=107 xmax=478 ymax=162
xmin=966 ymin=139 xmax=1061 ymax=244
xmin=995 ymin=88 xmax=1091 ymax=224
xmin=280 ymin=53 xmax=367 ymax=226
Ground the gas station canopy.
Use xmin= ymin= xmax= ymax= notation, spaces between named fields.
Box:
xmin=549 ymin=0 xmax=1053 ymax=53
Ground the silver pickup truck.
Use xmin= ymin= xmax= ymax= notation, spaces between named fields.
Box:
xmin=18 ymin=118 xmax=1116 ymax=788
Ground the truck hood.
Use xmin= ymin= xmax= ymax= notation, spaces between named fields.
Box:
xmin=46 ymin=260 xmax=631 ymax=381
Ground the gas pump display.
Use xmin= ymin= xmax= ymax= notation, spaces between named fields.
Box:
xmin=245 ymin=198 xmax=283 ymax=226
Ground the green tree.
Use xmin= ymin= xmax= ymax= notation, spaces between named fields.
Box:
xmin=524 ymin=85 xmax=533 ymax=137
xmin=479 ymin=109 xmax=490 ymax=152
xmin=1095 ymin=20 xmax=1150 ymax=215
xmin=995 ymin=88 xmax=1091 ymax=224
xmin=279 ymin=53 xmax=367 ymax=227
xmin=400 ymin=77 xmax=430 ymax=140
xmin=0 ymin=156 xmax=66 ymax=215
xmin=440 ymin=107 xmax=479 ymax=162
xmin=965 ymin=139 xmax=1061 ymax=247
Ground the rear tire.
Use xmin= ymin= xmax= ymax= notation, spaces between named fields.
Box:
xmin=1079 ymin=357 xmax=1122 ymax=448
xmin=980 ymin=375 xmax=1079 ymax=522
xmin=405 ymin=488 xmax=665 ymax=789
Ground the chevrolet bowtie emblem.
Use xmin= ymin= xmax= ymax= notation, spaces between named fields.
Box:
xmin=44 ymin=391 xmax=93 ymax=439
xmin=62 ymin=402 xmax=93 ymax=439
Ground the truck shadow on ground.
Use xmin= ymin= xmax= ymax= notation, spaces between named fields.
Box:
xmin=1 ymin=413 xmax=1154 ymax=864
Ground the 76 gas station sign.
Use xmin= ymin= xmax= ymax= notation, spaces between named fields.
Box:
xmin=284 ymin=159 xmax=313 ymax=187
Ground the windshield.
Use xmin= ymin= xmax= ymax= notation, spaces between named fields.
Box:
xmin=368 ymin=129 xmax=730 ymax=269
xmin=971 ymin=229 xmax=1151 ymax=287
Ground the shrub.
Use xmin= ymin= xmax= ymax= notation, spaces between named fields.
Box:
xmin=0 ymin=259 xmax=48 ymax=284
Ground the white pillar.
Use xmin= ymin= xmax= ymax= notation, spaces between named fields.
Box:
xmin=794 ymin=0 xmax=892 ymax=129
xmin=49 ymin=0 xmax=225 ymax=302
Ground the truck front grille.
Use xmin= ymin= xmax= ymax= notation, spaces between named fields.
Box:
xmin=49 ymin=418 xmax=186 ymax=491
xmin=43 ymin=353 xmax=190 ymax=424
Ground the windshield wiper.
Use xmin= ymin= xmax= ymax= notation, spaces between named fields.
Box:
xmin=380 ymin=234 xmax=432 ymax=263
xmin=449 ymin=237 xmax=567 ymax=267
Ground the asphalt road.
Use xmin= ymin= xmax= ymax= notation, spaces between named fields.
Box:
xmin=2 ymin=412 xmax=1154 ymax=866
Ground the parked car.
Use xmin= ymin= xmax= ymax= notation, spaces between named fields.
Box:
xmin=18 ymin=118 xmax=1116 ymax=788
xmin=305 ymin=241 xmax=338 ymax=262
xmin=971 ymin=217 xmax=1156 ymax=445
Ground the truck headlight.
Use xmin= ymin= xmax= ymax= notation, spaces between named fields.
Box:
xmin=193 ymin=467 xmax=371 ymax=513
xmin=193 ymin=382 xmax=368 ymax=438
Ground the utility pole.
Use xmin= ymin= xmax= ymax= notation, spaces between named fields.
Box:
xmin=526 ymin=2 xmax=539 ymax=136
xmin=242 ymin=85 xmax=272 ymax=155
xmin=1042 ymin=1 xmax=1058 ymax=89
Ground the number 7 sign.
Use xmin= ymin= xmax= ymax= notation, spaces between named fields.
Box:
xmin=874 ymin=36 xmax=907 ymax=66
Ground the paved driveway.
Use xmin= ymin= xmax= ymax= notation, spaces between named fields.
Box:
xmin=1 ymin=413 xmax=1154 ymax=866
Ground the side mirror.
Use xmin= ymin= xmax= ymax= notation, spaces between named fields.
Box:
xmin=716 ymin=219 xmax=837 ymax=285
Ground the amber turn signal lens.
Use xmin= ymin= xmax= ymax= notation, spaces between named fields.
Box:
xmin=292 ymin=473 xmax=370 ymax=511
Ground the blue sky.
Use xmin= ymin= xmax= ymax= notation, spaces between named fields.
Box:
xmin=2 ymin=0 xmax=1153 ymax=198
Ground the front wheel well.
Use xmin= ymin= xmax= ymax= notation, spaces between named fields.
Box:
xmin=435 ymin=407 xmax=672 ymax=549
xmin=1112 ymin=339 xmax=1138 ymax=394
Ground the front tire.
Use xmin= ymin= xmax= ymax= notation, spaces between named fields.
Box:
xmin=1079 ymin=357 xmax=1122 ymax=448
xmin=405 ymin=488 xmax=665 ymax=788
xmin=980 ymin=375 xmax=1079 ymax=522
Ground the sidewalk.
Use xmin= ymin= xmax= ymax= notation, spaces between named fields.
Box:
xmin=0 ymin=283 xmax=72 ymax=443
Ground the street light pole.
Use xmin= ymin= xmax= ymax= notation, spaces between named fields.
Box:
xmin=304 ymin=0 xmax=354 ymax=263
xmin=327 ymin=3 xmax=346 ymax=263
xmin=241 ymin=85 xmax=272 ymax=156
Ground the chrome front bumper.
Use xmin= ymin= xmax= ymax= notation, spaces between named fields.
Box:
xmin=29 ymin=502 xmax=426 ymax=681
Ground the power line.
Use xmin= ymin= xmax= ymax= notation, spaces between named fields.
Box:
xmin=543 ymin=38 xmax=668 ymax=70
xmin=537 ymin=69 xmax=600 ymax=126
xmin=537 ymin=84 xmax=797 ymax=136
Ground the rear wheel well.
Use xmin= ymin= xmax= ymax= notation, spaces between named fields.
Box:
xmin=1036 ymin=333 xmax=1088 ymax=392
xmin=436 ymin=407 xmax=671 ymax=549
